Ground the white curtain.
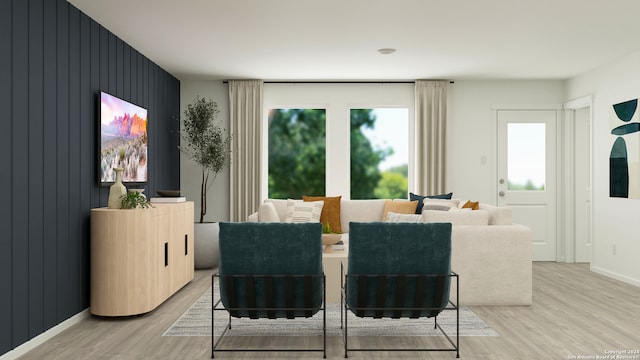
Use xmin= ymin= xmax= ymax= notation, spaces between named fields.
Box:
xmin=415 ymin=80 xmax=449 ymax=195
xmin=228 ymin=80 xmax=263 ymax=221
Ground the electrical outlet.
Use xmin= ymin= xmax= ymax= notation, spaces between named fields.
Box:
xmin=612 ymin=244 xmax=617 ymax=255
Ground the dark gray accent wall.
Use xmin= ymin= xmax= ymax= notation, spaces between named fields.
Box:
xmin=0 ymin=0 xmax=181 ymax=355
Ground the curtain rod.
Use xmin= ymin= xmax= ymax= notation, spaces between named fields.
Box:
xmin=222 ymin=80 xmax=454 ymax=84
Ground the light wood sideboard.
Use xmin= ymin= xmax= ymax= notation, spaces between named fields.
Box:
xmin=90 ymin=202 xmax=194 ymax=316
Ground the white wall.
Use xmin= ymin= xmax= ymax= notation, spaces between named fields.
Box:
xmin=180 ymin=80 xmax=231 ymax=222
xmin=566 ymin=50 xmax=640 ymax=286
xmin=447 ymin=80 xmax=565 ymax=203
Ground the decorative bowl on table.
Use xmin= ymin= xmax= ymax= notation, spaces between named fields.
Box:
xmin=156 ymin=189 xmax=181 ymax=197
xmin=322 ymin=233 xmax=341 ymax=253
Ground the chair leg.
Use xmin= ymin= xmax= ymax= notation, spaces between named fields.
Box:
xmin=323 ymin=275 xmax=327 ymax=359
xmin=211 ymin=288 xmax=232 ymax=358
xmin=344 ymin=298 xmax=348 ymax=358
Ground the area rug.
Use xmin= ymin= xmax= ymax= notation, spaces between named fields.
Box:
xmin=163 ymin=286 xmax=498 ymax=337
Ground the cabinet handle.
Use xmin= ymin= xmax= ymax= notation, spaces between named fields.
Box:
xmin=184 ymin=235 xmax=188 ymax=256
xmin=164 ymin=242 xmax=168 ymax=267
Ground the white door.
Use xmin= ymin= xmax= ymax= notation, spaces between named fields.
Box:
xmin=574 ymin=107 xmax=592 ymax=262
xmin=497 ymin=109 xmax=557 ymax=261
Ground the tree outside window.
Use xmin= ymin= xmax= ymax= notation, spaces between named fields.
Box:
xmin=351 ymin=108 xmax=409 ymax=199
xmin=268 ymin=108 xmax=326 ymax=198
xmin=267 ymin=108 xmax=408 ymax=199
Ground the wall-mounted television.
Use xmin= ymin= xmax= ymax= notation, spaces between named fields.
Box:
xmin=99 ymin=91 xmax=148 ymax=185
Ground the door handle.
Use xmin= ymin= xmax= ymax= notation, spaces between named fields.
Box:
xmin=499 ymin=191 xmax=505 ymax=197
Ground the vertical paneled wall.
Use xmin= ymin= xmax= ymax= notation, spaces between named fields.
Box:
xmin=0 ymin=0 xmax=181 ymax=355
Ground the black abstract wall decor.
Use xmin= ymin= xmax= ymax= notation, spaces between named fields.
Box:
xmin=610 ymin=98 xmax=639 ymax=198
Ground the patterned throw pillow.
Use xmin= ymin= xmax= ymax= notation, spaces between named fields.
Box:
xmin=421 ymin=198 xmax=460 ymax=212
xmin=285 ymin=199 xmax=324 ymax=223
xmin=385 ymin=212 xmax=423 ymax=223
xmin=409 ymin=192 xmax=453 ymax=214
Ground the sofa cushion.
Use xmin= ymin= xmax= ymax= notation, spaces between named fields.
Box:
xmin=478 ymin=203 xmax=513 ymax=225
xmin=264 ymin=199 xmax=291 ymax=221
xmin=303 ymin=195 xmax=342 ymax=233
xmin=340 ymin=199 xmax=388 ymax=233
xmin=409 ymin=192 xmax=453 ymax=214
xmin=422 ymin=198 xmax=460 ymax=212
xmin=285 ymin=199 xmax=324 ymax=223
xmin=258 ymin=202 xmax=280 ymax=222
xmin=381 ymin=200 xmax=418 ymax=221
xmin=422 ymin=209 xmax=489 ymax=226
xmin=385 ymin=212 xmax=422 ymax=223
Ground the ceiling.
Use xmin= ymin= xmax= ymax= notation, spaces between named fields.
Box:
xmin=69 ymin=0 xmax=640 ymax=82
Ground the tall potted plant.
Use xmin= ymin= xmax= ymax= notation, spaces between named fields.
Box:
xmin=181 ymin=96 xmax=231 ymax=268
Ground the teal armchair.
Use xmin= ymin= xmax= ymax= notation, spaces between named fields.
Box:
xmin=342 ymin=222 xmax=459 ymax=358
xmin=213 ymin=222 xmax=326 ymax=358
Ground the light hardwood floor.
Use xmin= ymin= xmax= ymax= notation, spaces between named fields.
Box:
xmin=19 ymin=263 xmax=640 ymax=359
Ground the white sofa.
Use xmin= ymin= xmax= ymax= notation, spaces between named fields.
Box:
xmin=248 ymin=198 xmax=532 ymax=306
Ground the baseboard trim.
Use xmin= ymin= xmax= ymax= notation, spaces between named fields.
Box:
xmin=591 ymin=266 xmax=640 ymax=288
xmin=0 ymin=308 xmax=90 ymax=360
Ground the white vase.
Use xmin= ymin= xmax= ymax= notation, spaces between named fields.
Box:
xmin=108 ymin=167 xmax=127 ymax=209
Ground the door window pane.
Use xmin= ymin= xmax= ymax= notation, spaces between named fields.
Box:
xmin=350 ymin=108 xmax=409 ymax=199
xmin=508 ymin=123 xmax=545 ymax=190
xmin=268 ymin=108 xmax=326 ymax=198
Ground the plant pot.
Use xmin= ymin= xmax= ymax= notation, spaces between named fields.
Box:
xmin=322 ymin=233 xmax=341 ymax=253
xmin=194 ymin=222 xmax=219 ymax=269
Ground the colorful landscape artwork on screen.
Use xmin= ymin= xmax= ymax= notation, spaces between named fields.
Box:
xmin=100 ymin=92 xmax=148 ymax=184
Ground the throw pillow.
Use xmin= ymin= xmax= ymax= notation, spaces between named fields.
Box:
xmin=303 ymin=195 xmax=343 ymax=233
xmin=462 ymin=200 xmax=480 ymax=210
xmin=285 ymin=199 xmax=324 ymax=223
xmin=421 ymin=198 xmax=460 ymax=212
xmin=409 ymin=192 xmax=454 ymax=214
xmin=381 ymin=200 xmax=418 ymax=221
xmin=385 ymin=212 xmax=423 ymax=223
xmin=258 ymin=202 xmax=280 ymax=222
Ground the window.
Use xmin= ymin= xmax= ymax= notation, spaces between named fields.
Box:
xmin=507 ymin=123 xmax=545 ymax=190
xmin=267 ymin=108 xmax=326 ymax=198
xmin=263 ymin=83 xmax=414 ymax=199
xmin=350 ymin=108 xmax=409 ymax=199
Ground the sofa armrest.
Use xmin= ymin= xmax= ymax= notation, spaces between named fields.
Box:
xmin=450 ymin=224 xmax=532 ymax=306
xmin=247 ymin=212 xmax=258 ymax=222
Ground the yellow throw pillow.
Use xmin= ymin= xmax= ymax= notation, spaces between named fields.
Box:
xmin=303 ymin=195 xmax=342 ymax=233
xmin=382 ymin=200 xmax=418 ymax=221
xmin=462 ymin=200 xmax=480 ymax=210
